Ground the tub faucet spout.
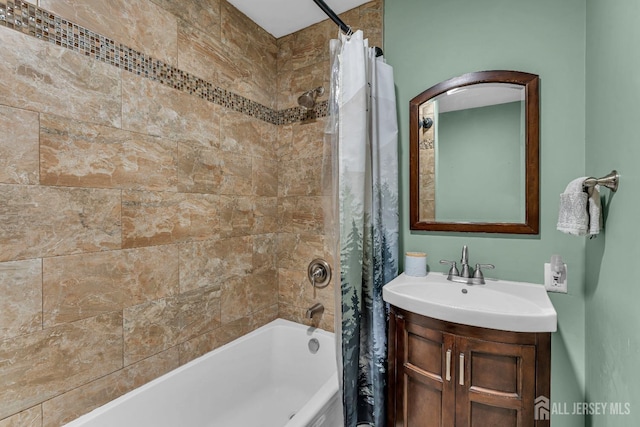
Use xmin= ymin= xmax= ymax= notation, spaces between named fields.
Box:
xmin=306 ymin=303 xmax=324 ymax=319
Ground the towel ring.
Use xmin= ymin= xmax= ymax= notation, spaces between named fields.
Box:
xmin=583 ymin=170 xmax=619 ymax=192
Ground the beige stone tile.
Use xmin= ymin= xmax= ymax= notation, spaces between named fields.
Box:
xmin=219 ymin=2 xmax=277 ymax=108
xmin=177 ymin=332 xmax=215 ymax=366
xmin=0 ymin=28 xmax=121 ymax=128
xmin=123 ymin=297 xmax=181 ymax=366
xmin=291 ymin=118 xmax=330 ymax=161
xmin=252 ymin=157 xmax=278 ymax=197
xmin=0 ymin=405 xmax=41 ymax=427
xmin=40 ymin=0 xmax=178 ymax=66
xmin=245 ymin=26 xmax=277 ymax=74
xmin=0 ymin=259 xmax=42 ymax=340
xmin=220 ymin=271 xmax=276 ymax=324
xmin=276 ymin=233 xmax=332 ymax=270
xmin=40 ymin=114 xmax=178 ymax=191
xmin=0 ymin=184 xmax=121 ymax=262
xmin=216 ymin=315 xmax=251 ymax=341
xmin=248 ymin=304 xmax=279 ymax=331
xmin=178 ymin=317 xmax=249 ymax=365
xmin=122 ymin=73 xmax=220 ymax=143
xmin=178 ymin=236 xmax=253 ymax=293
xmin=291 ymin=20 xmax=333 ymax=71
xmin=216 ymin=196 xmax=252 ymax=238
xmin=252 ymin=233 xmax=277 ymax=275
xmin=276 ymin=69 xmax=294 ymax=111
xmin=359 ymin=0 xmax=384 ymax=34
xmin=255 ymin=121 xmax=278 ymax=161
xmin=288 ymin=119 xmax=328 ymax=161
xmin=149 ymin=0 xmax=220 ymax=35
xmin=177 ymin=20 xmax=223 ymax=85
xmin=0 ymin=313 xmax=123 ymax=420
xmin=252 ymin=197 xmax=279 ymax=235
xmin=217 ymin=52 xmax=275 ymax=109
xmin=220 ymin=276 xmax=250 ymax=324
xmin=123 ymin=285 xmax=220 ymax=365
xmin=0 ymin=106 xmax=39 ymax=185
xmin=42 ymin=246 xmax=180 ymax=327
xmin=278 ymin=196 xmax=330 ymax=234
xmin=224 ymin=119 xmax=275 ymax=163
xmin=277 ymin=34 xmax=294 ymax=73
xmin=278 ymin=158 xmax=324 ymax=197
xmin=359 ymin=0 xmax=383 ymax=16
xmin=217 ymin=196 xmax=278 ymax=237
xmin=173 ymin=0 xmax=272 ymax=106
xmin=178 ymin=284 xmax=222 ymax=343
xmin=277 ymin=267 xmax=306 ymax=309
xmin=213 ymin=51 xmax=269 ymax=107
xmin=276 ymin=124 xmax=293 ymax=159
xmin=177 ymin=140 xmax=252 ymax=195
xmin=151 ymin=0 xmax=220 ymax=31
xmin=219 ymin=109 xmax=262 ymax=157
xmin=250 ymin=270 xmax=278 ymax=312
xmin=42 ymin=348 xmax=179 ymax=427
xmin=121 ymin=190 xmax=220 ymax=248
xmin=220 ymin=1 xmax=260 ymax=57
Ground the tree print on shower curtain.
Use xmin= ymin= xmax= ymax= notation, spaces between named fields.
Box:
xmin=331 ymin=30 xmax=399 ymax=427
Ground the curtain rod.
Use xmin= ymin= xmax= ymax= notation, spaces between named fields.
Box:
xmin=311 ymin=0 xmax=383 ymax=56
xmin=312 ymin=0 xmax=352 ymax=35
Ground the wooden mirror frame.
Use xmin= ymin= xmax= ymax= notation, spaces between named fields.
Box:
xmin=409 ymin=70 xmax=540 ymax=234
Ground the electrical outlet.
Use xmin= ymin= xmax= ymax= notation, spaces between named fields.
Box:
xmin=544 ymin=263 xmax=567 ymax=293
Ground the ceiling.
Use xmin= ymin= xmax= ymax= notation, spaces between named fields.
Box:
xmin=227 ymin=0 xmax=370 ymax=38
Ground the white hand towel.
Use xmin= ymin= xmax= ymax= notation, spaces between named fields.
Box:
xmin=557 ymin=177 xmax=603 ymax=237
xmin=557 ymin=177 xmax=589 ymax=236
xmin=587 ymin=184 xmax=602 ymax=236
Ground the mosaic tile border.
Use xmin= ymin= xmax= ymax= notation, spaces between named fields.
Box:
xmin=0 ymin=0 xmax=327 ymax=125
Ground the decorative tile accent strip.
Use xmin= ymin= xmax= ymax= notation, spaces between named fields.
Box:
xmin=280 ymin=101 xmax=329 ymax=124
xmin=0 ymin=0 xmax=326 ymax=125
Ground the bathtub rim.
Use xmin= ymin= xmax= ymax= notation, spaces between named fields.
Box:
xmin=284 ymin=371 xmax=339 ymax=427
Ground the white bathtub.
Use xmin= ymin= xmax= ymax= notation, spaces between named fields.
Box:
xmin=64 ymin=319 xmax=341 ymax=427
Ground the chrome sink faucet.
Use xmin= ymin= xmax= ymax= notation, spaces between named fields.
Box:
xmin=460 ymin=245 xmax=472 ymax=278
xmin=440 ymin=246 xmax=494 ymax=285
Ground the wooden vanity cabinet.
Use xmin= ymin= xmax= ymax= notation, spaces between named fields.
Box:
xmin=387 ymin=306 xmax=550 ymax=427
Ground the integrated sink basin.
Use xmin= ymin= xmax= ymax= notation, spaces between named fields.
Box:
xmin=383 ymin=273 xmax=557 ymax=332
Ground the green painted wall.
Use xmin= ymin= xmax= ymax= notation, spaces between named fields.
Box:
xmin=585 ymin=0 xmax=640 ymax=425
xmin=385 ymin=1 xmax=587 ymax=425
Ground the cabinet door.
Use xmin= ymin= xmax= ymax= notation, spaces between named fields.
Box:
xmin=455 ymin=337 xmax=536 ymax=427
xmin=396 ymin=318 xmax=456 ymax=427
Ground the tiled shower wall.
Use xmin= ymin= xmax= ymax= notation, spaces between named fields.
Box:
xmin=0 ymin=0 xmax=382 ymax=425
xmin=275 ymin=1 xmax=383 ymax=332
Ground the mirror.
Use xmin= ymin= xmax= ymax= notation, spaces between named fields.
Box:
xmin=410 ymin=70 xmax=539 ymax=234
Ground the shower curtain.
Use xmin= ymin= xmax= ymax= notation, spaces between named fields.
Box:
xmin=327 ymin=30 xmax=399 ymax=427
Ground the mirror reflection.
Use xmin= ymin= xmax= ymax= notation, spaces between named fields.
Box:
xmin=418 ymin=83 xmax=525 ymax=223
xmin=409 ymin=70 xmax=539 ymax=234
